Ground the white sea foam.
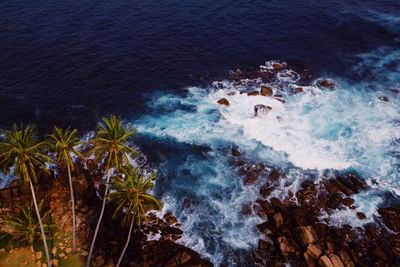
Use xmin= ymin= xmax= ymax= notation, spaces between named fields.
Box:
xmin=135 ymin=56 xmax=400 ymax=264
xmin=320 ymin=191 xmax=383 ymax=228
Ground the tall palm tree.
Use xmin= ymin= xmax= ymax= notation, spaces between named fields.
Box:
xmin=48 ymin=127 xmax=83 ymax=253
xmin=0 ymin=124 xmax=52 ymax=267
xmin=109 ymin=167 xmax=161 ymax=267
xmin=3 ymin=200 xmax=54 ymax=254
xmin=86 ymin=115 xmax=137 ymax=267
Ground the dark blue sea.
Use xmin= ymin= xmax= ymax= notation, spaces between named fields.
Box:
xmin=1 ymin=1 xmax=399 ymax=266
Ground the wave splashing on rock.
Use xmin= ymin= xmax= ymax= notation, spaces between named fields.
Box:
xmin=135 ymin=54 xmax=400 ymax=265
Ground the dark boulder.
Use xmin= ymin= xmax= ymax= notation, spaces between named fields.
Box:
xmin=217 ymin=98 xmax=230 ymax=106
xmin=318 ymin=79 xmax=335 ymax=89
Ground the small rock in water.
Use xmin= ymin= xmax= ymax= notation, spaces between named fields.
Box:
xmin=318 ymin=79 xmax=336 ymax=89
xmin=217 ymin=98 xmax=230 ymax=106
xmin=254 ymin=104 xmax=272 ymax=117
xmin=342 ymin=198 xmax=355 ymax=207
xmin=378 ymin=96 xmax=389 ymax=102
xmin=260 ymin=86 xmax=273 ymax=96
xmin=294 ymin=87 xmax=304 ymax=94
xmin=272 ymin=63 xmax=285 ymax=70
xmin=356 ymin=212 xmax=366 ymax=220
xmin=276 ymin=116 xmax=283 ymax=123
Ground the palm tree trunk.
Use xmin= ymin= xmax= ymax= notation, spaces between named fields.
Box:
xmin=67 ymin=165 xmax=77 ymax=253
xmin=116 ymin=218 xmax=135 ymax=267
xmin=29 ymin=180 xmax=51 ymax=267
xmin=86 ymin=170 xmax=111 ymax=267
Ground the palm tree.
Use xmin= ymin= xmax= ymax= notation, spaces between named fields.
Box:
xmin=0 ymin=124 xmax=52 ymax=267
xmin=3 ymin=200 xmax=54 ymax=254
xmin=109 ymin=167 xmax=161 ymax=267
xmin=86 ymin=115 xmax=137 ymax=267
xmin=48 ymin=127 xmax=83 ymax=253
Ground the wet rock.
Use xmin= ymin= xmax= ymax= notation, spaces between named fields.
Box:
xmin=304 ymin=251 xmax=317 ymax=267
xmin=298 ymin=226 xmax=318 ymax=245
xmin=257 ymin=239 xmax=269 ymax=253
xmin=277 ymin=236 xmax=295 ymax=260
xmin=270 ymin=198 xmax=284 ymax=210
xmin=369 ymin=245 xmax=387 ymax=260
xmin=162 ymin=226 xmax=183 ymax=235
xmin=342 ymin=198 xmax=354 ymax=207
xmin=274 ymin=97 xmax=286 ymax=104
xmin=379 ymin=207 xmax=400 ymax=232
xmin=260 ymin=185 xmax=273 ymax=198
xmin=326 ymin=242 xmax=336 ymax=255
xmin=318 ymin=79 xmax=336 ymax=89
xmin=328 ymin=254 xmax=345 ymax=267
xmin=254 ymin=104 xmax=272 ymax=117
xmin=248 ymin=91 xmax=260 ymax=96
xmin=319 ymin=255 xmax=334 ymax=267
xmin=164 ymin=212 xmax=178 ymax=225
xmin=260 ymin=86 xmax=273 ymax=96
xmin=327 ymin=193 xmax=342 ymax=209
xmin=301 ymin=180 xmax=314 ymax=188
xmin=330 ymin=180 xmax=354 ymax=197
xmin=231 ymin=148 xmax=241 ymax=157
xmin=322 ymin=179 xmax=340 ymax=195
xmin=347 ymin=174 xmax=368 ymax=191
xmin=294 ymin=87 xmax=304 ymax=94
xmin=257 ymin=199 xmax=274 ymax=215
xmin=356 ymin=212 xmax=366 ymax=220
xmin=269 ymin=170 xmax=281 ymax=181
xmin=217 ymin=98 xmax=230 ymax=106
xmin=378 ymin=96 xmax=389 ymax=102
xmin=272 ymin=63 xmax=285 ymax=70
xmin=337 ymin=250 xmax=354 ymax=267
xmin=337 ymin=176 xmax=360 ymax=194
xmin=256 ymin=222 xmax=271 ymax=236
xmin=307 ymin=244 xmax=322 ymax=259
xmin=273 ymin=212 xmax=284 ymax=229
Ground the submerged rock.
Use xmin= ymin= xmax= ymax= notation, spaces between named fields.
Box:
xmin=254 ymin=104 xmax=272 ymax=117
xmin=318 ymin=79 xmax=336 ymax=89
xmin=231 ymin=148 xmax=241 ymax=157
xmin=248 ymin=91 xmax=260 ymax=96
xmin=378 ymin=96 xmax=389 ymax=102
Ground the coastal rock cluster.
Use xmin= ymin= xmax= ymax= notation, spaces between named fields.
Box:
xmin=231 ymin=149 xmax=400 ymax=267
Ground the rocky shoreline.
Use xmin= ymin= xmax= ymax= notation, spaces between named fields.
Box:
xmin=213 ymin=62 xmax=400 ymax=266
xmin=231 ymin=146 xmax=400 ymax=267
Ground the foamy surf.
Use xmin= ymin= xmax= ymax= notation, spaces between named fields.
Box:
xmin=134 ymin=52 xmax=400 ymax=265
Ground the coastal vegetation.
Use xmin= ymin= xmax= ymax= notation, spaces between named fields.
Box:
xmin=0 ymin=115 xmax=161 ymax=267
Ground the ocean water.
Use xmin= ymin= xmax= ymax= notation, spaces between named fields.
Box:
xmin=1 ymin=1 xmax=400 ymax=266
